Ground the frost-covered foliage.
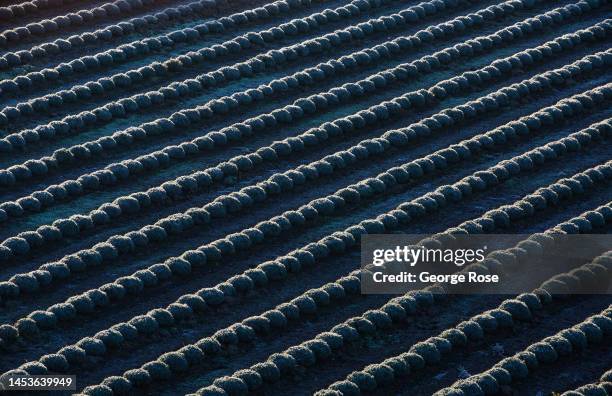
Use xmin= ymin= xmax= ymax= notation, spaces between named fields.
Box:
xmin=435 ymin=306 xmax=611 ymax=396
xmin=190 ymin=205 xmax=612 ymax=395
xmin=0 ymin=0 xmax=610 ymax=392
xmin=1 ymin=46 xmax=609 ymax=278
xmin=0 ymin=0 xmax=317 ymax=68
xmin=0 ymin=27 xmax=607 ymax=308
xmin=0 ymin=0 xmax=159 ymax=30
xmin=3 ymin=0 xmax=603 ymax=151
xmin=316 ymin=247 xmax=612 ymax=395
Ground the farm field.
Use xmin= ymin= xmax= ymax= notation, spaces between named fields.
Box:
xmin=0 ymin=0 xmax=610 ymax=394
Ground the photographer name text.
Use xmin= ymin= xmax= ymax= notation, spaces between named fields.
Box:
xmin=371 ymin=271 xmax=499 ymax=285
